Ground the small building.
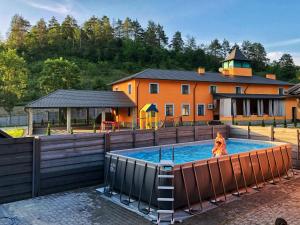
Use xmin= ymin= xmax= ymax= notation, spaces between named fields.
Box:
xmin=111 ymin=47 xmax=300 ymax=126
xmin=25 ymin=89 xmax=135 ymax=135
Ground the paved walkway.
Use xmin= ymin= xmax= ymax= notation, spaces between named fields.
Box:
xmin=1 ymin=177 xmax=300 ymax=225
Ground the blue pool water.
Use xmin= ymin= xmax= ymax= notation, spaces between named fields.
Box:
xmin=119 ymin=139 xmax=275 ymax=164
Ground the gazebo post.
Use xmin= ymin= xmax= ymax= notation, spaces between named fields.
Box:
xmin=67 ymin=108 xmax=72 ymax=133
xmin=27 ymin=108 xmax=33 ymax=136
xmin=86 ymin=108 xmax=90 ymax=125
xmin=101 ymin=110 xmax=106 ymax=130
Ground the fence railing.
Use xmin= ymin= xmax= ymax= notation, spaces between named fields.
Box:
xmin=230 ymin=125 xmax=300 ymax=160
xmin=0 ymin=125 xmax=228 ymax=204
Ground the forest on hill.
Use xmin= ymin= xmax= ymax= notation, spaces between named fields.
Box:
xmin=0 ymin=14 xmax=299 ymax=115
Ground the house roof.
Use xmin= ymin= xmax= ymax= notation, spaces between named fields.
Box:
xmin=214 ymin=93 xmax=287 ymax=99
xmin=110 ymin=68 xmax=292 ymax=86
xmin=25 ymin=89 xmax=135 ymax=109
xmin=223 ymin=47 xmax=250 ymax=62
xmin=287 ymin=84 xmax=300 ymax=96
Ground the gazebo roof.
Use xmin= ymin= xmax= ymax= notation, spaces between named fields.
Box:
xmin=25 ymin=89 xmax=135 ymax=109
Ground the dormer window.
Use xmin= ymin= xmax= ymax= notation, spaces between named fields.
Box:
xmin=235 ymin=86 xmax=242 ymax=94
xmin=279 ymin=88 xmax=284 ymax=95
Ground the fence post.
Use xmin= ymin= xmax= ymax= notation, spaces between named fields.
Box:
xmin=176 ymin=127 xmax=179 ymax=143
xmin=132 ymin=130 xmax=136 ymax=148
xmin=297 ymin=129 xmax=299 ymax=160
xmin=104 ymin=132 xmax=111 ymax=152
xmin=194 ymin=125 xmax=197 ymax=141
xmin=32 ymin=136 xmax=41 ymax=197
xmin=247 ymin=126 xmax=250 ymax=139
xmin=154 ymin=130 xmax=159 ymax=146
xmin=212 ymin=126 xmax=214 ymax=139
xmin=226 ymin=125 xmax=230 ymax=139
xmin=270 ymin=126 xmax=274 ymax=141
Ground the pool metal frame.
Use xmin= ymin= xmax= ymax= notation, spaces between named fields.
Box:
xmin=103 ymin=138 xmax=294 ymax=213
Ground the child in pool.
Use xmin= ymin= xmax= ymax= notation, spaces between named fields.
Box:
xmin=212 ymin=132 xmax=228 ymax=157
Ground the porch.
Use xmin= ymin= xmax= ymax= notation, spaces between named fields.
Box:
xmin=214 ymin=93 xmax=287 ymax=124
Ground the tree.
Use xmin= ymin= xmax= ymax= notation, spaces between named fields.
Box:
xmin=7 ymin=14 xmax=30 ymax=50
xmin=278 ymin=53 xmax=296 ymax=81
xmin=221 ymin=39 xmax=231 ymax=58
xmin=170 ymin=31 xmax=184 ymax=52
xmin=39 ymin=58 xmax=80 ymax=94
xmin=208 ymin=39 xmax=222 ymax=58
xmin=0 ymin=49 xmax=28 ymax=119
xmin=241 ymin=41 xmax=268 ymax=72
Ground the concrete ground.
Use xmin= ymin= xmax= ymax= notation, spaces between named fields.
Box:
xmin=1 ymin=177 xmax=300 ymax=225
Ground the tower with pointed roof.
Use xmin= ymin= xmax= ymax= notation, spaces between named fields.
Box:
xmin=220 ymin=46 xmax=252 ymax=76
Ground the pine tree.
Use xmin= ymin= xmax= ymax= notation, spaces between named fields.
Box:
xmin=170 ymin=31 xmax=184 ymax=52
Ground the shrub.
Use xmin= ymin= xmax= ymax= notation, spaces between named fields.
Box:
xmin=93 ymin=121 xmax=96 ymax=133
xmin=273 ymin=118 xmax=276 ymax=127
xmin=284 ymin=117 xmax=287 ymax=128
xmin=46 ymin=122 xmax=51 ymax=136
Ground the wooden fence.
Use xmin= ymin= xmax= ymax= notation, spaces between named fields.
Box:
xmin=0 ymin=137 xmax=34 ymax=204
xmin=229 ymin=125 xmax=300 ymax=159
xmin=0 ymin=125 xmax=227 ymax=204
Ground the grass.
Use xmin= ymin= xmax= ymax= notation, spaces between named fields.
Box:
xmin=2 ymin=127 xmax=25 ymax=138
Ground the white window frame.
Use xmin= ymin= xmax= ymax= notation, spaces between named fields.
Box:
xmin=128 ymin=83 xmax=132 ymax=94
xmin=149 ymin=83 xmax=159 ymax=94
xmin=278 ymin=87 xmax=284 ymax=95
xmin=181 ymin=104 xmax=190 ymax=116
xmin=235 ymin=86 xmax=242 ymax=94
xmin=165 ymin=103 xmax=174 ymax=117
xmin=197 ymin=104 xmax=206 ymax=116
xmin=181 ymin=84 xmax=190 ymax=95
xmin=209 ymin=85 xmax=217 ymax=94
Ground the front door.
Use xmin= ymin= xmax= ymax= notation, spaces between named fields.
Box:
xmin=292 ymin=107 xmax=297 ymax=122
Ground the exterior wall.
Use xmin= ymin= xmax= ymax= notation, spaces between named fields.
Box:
xmin=112 ymin=77 xmax=297 ymax=124
xmin=222 ymin=67 xmax=252 ymax=76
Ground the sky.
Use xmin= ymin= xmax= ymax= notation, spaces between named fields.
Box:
xmin=0 ymin=0 xmax=300 ymax=65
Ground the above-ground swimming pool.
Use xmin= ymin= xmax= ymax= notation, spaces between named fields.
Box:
xmin=104 ymin=138 xmax=293 ymax=210
xmin=118 ymin=139 xmax=275 ymax=164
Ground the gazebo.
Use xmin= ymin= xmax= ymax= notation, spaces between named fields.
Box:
xmin=25 ymin=89 xmax=135 ymax=135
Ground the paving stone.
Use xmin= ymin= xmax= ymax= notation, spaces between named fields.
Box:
xmin=1 ymin=178 xmax=300 ymax=225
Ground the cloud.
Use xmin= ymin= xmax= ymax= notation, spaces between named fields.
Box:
xmin=265 ymin=38 xmax=300 ymax=48
xmin=267 ymin=51 xmax=300 ymax=66
xmin=22 ymin=0 xmax=73 ymax=15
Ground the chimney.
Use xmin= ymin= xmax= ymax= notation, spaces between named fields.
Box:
xmin=197 ymin=67 xmax=205 ymax=75
xmin=266 ymin=74 xmax=276 ymax=80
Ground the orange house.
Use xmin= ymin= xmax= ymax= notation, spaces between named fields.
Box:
xmin=111 ymin=47 xmax=300 ymax=127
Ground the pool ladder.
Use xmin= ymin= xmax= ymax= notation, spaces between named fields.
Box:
xmin=156 ymin=147 xmax=175 ymax=224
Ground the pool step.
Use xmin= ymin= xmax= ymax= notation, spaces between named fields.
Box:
xmin=157 ymin=210 xmax=174 ymax=214
xmin=157 ymin=198 xmax=174 ymax=202
xmin=158 ymin=174 xmax=174 ymax=179
xmin=158 ymin=160 xmax=174 ymax=166
xmin=158 ymin=186 xmax=174 ymax=190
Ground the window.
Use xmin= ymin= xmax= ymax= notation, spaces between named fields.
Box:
xmin=127 ymin=108 xmax=131 ymax=117
xmin=197 ymin=104 xmax=205 ymax=116
xmin=181 ymin=84 xmax=190 ymax=95
xmin=114 ymin=86 xmax=118 ymax=91
xmin=149 ymin=83 xmax=159 ymax=94
xmin=181 ymin=104 xmax=190 ymax=116
xmin=279 ymin=88 xmax=284 ymax=95
xmin=165 ymin=104 xmax=174 ymax=116
xmin=128 ymin=84 xmax=132 ymax=94
xmin=235 ymin=86 xmax=242 ymax=94
xmin=209 ymin=85 xmax=217 ymax=94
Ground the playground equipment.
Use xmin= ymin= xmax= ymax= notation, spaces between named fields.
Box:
xmin=139 ymin=104 xmax=159 ymax=129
